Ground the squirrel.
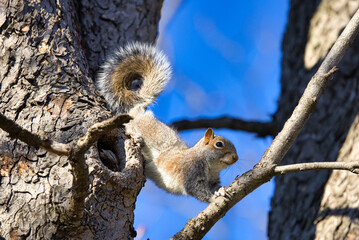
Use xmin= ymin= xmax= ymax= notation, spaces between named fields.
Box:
xmin=97 ymin=42 xmax=238 ymax=203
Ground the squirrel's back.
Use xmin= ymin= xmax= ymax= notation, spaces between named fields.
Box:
xmin=126 ymin=110 xmax=188 ymax=160
xmin=97 ymin=42 xmax=172 ymax=113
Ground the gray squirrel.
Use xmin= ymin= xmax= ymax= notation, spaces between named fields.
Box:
xmin=97 ymin=42 xmax=238 ymax=203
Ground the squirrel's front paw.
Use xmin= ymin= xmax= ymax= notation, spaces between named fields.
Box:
xmin=132 ymin=135 xmax=143 ymax=144
xmin=210 ymin=187 xmax=228 ymax=202
xmin=215 ymin=186 xmax=227 ymax=197
xmin=125 ymin=131 xmax=142 ymax=141
xmin=127 ymin=132 xmax=143 ymax=144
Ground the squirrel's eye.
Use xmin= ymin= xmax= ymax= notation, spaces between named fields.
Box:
xmin=215 ymin=141 xmax=224 ymax=148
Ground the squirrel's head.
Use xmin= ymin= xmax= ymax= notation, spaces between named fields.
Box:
xmin=200 ymin=128 xmax=238 ymax=169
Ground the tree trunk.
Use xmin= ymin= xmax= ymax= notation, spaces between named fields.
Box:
xmin=269 ymin=0 xmax=359 ymax=239
xmin=0 ymin=0 xmax=163 ymax=239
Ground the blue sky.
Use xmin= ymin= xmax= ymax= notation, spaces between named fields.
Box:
xmin=134 ymin=1 xmax=289 ymax=239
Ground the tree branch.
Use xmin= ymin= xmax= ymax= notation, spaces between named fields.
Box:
xmin=0 ymin=112 xmax=131 ymax=158
xmin=172 ymin=8 xmax=359 ymax=240
xmin=0 ymin=112 xmax=132 ymax=227
xmin=171 ymin=117 xmax=277 ymax=137
xmin=258 ymin=67 xmax=339 ymax=166
xmin=274 ymin=161 xmax=359 ymax=175
xmin=76 ymin=114 xmax=132 ymax=154
xmin=0 ymin=113 xmax=70 ymax=155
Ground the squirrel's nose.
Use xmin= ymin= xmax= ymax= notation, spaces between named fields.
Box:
xmin=233 ymin=154 xmax=239 ymax=162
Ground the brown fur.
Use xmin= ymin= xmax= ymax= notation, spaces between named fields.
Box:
xmin=97 ymin=42 xmax=171 ymax=113
xmin=111 ymin=55 xmax=154 ymax=105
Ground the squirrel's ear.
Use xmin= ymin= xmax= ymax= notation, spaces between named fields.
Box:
xmin=204 ymin=128 xmax=214 ymax=145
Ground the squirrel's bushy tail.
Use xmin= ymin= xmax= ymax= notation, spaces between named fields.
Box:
xmin=97 ymin=42 xmax=172 ymax=113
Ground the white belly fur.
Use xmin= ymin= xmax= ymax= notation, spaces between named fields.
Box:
xmin=144 ymin=161 xmax=186 ymax=195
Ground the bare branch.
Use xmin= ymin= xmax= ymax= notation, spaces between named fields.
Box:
xmin=0 ymin=113 xmax=70 ymax=155
xmin=258 ymin=67 xmax=338 ymax=166
xmin=0 ymin=112 xmax=131 ymax=157
xmin=172 ymin=8 xmax=359 ymax=240
xmin=0 ymin=112 xmax=132 ymax=228
xmin=76 ymin=114 xmax=132 ymax=154
xmin=171 ymin=117 xmax=277 ymax=137
xmin=274 ymin=161 xmax=359 ymax=175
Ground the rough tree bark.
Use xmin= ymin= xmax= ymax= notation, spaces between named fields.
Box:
xmin=0 ymin=0 xmax=163 ymax=239
xmin=3 ymin=0 xmax=359 ymax=239
xmin=269 ymin=0 xmax=359 ymax=239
